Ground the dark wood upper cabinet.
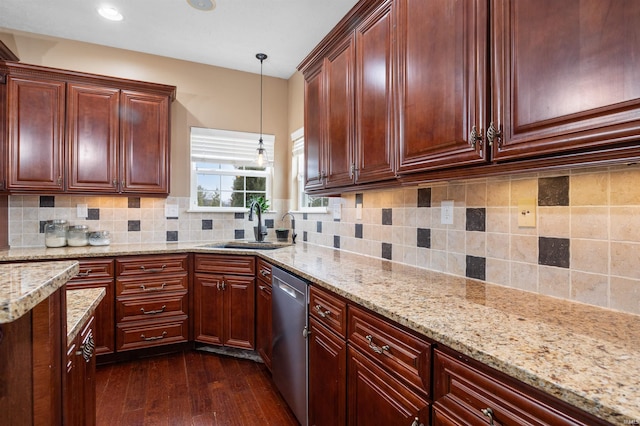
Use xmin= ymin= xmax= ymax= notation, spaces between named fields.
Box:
xmin=396 ymin=0 xmax=488 ymax=174
xmin=303 ymin=64 xmax=325 ymax=192
xmin=2 ymin=62 xmax=175 ymax=196
xmin=66 ymin=83 xmax=120 ymax=193
xmin=7 ymin=76 xmax=65 ymax=191
xmin=355 ymin=0 xmax=396 ymax=184
xmin=120 ymin=90 xmax=170 ymax=194
xmin=325 ymin=35 xmax=355 ymax=189
xmin=490 ymin=0 xmax=640 ymax=162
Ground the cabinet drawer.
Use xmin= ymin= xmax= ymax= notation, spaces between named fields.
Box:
xmin=116 ymin=273 xmax=188 ymax=296
xmin=348 ymin=305 xmax=431 ymax=397
xmin=116 ymin=254 xmax=188 ymax=277
xmin=68 ymin=258 xmax=114 ymax=281
xmin=116 ymin=292 xmax=187 ymax=323
xmin=257 ymin=258 xmax=272 ymax=285
xmin=433 ymin=348 xmax=606 ymax=426
xmin=309 ymin=285 xmax=347 ymax=338
xmin=194 ymin=254 xmax=255 ymax=275
xmin=116 ymin=317 xmax=188 ymax=351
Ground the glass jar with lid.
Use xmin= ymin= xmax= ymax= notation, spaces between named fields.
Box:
xmin=89 ymin=231 xmax=111 ymax=246
xmin=67 ymin=225 xmax=89 ymax=247
xmin=44 ymin=220 xmax=68 ymax=247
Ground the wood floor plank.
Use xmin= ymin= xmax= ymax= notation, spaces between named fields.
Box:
xmin=96 ymin=350 xmax=299 ymax=426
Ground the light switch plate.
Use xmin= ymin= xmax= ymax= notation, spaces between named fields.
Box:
xmin=441 ymin=200 xmax=454 ymax=225
xmin=165 ymin=204 xmax=179 ymax=218
xmin=333 ymin=202 xmax=342 ymax=220
xmin=356 ymin=204 xmax=363 ymax=220
xmin=518 ymin=198 xmax=536 ymax=227
xmin=76 ymin=204 xmax=88 ymax=218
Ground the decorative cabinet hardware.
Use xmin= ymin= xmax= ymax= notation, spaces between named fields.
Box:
xmin=140 ymin=305 xmax=166 ymax=315
xmin=469 ymin=126 xmax=483 ymax=149
xmin=410 ymin=417 xmax=424 ymax=426
xmin=258 ymin=285 xmax=267 ymax=291
xmin=314 ymin=304 xmax=331 ymax=318
xmin=365 ymin=334 xmax=390 ymax=354
xmin=486 ymin=122 xmax=502 ymax=147
xmin=481 ymin=407 xmax=495 ymax=425
xmin=139 ymin=283 xmax=166 ymax=292
xmin=302 ymin=325 xmax=311 ymax=338
xmin=76 ymin=269 xmax=92 ymax=277
xmin=140 ymin=331 xmax=168 ymax=341
xmin=260 ymin=269 xmax=271 ymax=277
xmin=76 ymin=333 xmax=95 ymax=363
xmin=139 ymin=264 xmax=167 ymax=273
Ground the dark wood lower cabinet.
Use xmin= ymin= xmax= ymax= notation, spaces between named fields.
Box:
xmin=432 ymin=347 xmax=611 ymax=426
xmin=64 ymin=316 xmax=96 ymax=426
xmin=308 ymin=317 xmax=347 ymax=426
xmin=256 ymin=264 xmax=273 ymax=370
xmin=347 ymin=346 xmax=430 ymax=426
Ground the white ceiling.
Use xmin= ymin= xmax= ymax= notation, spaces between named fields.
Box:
xmin=0 ymin=0 xmax=360 ymax=79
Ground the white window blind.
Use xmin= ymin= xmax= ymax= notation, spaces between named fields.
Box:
xmin=190 ymin=127 xmax=275 ymax=166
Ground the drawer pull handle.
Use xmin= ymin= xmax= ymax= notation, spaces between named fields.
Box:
xmin=365 ymin=335 xmax=390 ymax=355
xmin=410 ymin=417 xmax=424 ymax=426
xmin=76 ymin=269 xmax=92 ymax=277
xmin=314 ymin=305 xmax=331 ymax=318
xmin=216 ymin=281 xmax=227 ymax=291
xmin=140 ymin=283 xmax=166 ymax=292
xmin=140 ymin=305 xmax=167 ymax=315
xmin=481 ymin=408 xmax=495 ymax=425
xmin=259 ymin=285 xmax=266 ymax=291
xmin=141 ymin=331 xmax=167 ymax=341
xmin=140 ymin=264 xmax=167 ymax=273
xmin=260 ymin=269 xmax=271 ymax=277
xmin=76 ymin=333 xmax=95 ymax=362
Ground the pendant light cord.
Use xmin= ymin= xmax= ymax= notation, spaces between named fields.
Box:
xmin=256 ymin=53 xmax=267 ymax=142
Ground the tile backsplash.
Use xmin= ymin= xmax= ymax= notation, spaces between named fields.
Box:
xmin=297 ymin=165 xmax=640 ymax=316
xmin=7 ymin=164 xmax=640 ymax=315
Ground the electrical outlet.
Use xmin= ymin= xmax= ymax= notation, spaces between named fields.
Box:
xmin=518 ymin=198 xmax=536 ymax=227
xmin=76 ymin=204 xmax=88 ymax=218
xmin=165 ymin=204 xmax=179 ymax=218
xmin=441 ymin=200 xmax=454 ymax=225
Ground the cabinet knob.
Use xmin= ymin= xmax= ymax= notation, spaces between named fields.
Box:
xmin=469 ymin=125 xmax=483 ymax=149
xmin=410 ymin=417 xmax=424 ymax=426
xmin=481 ymin=407 xmax=495 ymax=425
xmin=486 ymin=122 xmax=502 ymax=147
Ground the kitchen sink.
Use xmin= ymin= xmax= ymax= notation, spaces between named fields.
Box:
xmin=198 ymin=241 xmax=292 ymax=250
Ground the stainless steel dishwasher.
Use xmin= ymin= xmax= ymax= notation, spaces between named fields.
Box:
xmin=272 ymin=266 xmax=309 ymax=426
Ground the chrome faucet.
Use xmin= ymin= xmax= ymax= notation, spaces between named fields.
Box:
xmin=281 ymin=212 xmax=297 ymax=244
xmin=248 ymin=200 xmax=267 ymax=242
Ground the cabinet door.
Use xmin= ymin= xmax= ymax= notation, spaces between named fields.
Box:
xmin=304 ymin=64 xmax=326 ymax=191
xmin=120 ymin=90 xmax=170 ymax=194
xmin=66 ymin=83 xmax=119 ymax=193
xmin=355 ymin=0 xmax=396 ymax=184
xmin=66 ymin=279 xmax=115 ymax=355
xmin=256 ymin=279 xmax=272 ymax=370
xmin=308 ymin=318 xmax=347 ymax=426
xmin=193 ymin=273 xmax=225 ymax=345
xmin=396 ymin=0 xmax=488 ymax=173
xmin=491 ymin=0 xmax=640 ymax=161
xmin=325 ymin=35 xmax=356 ymax=189
xmin=7 ymin=76 xmax=65 ymax=191
xmin=223 ymin=275 xmax=255 ymax=349
xmin=347 ymin=347 xmax=430 ymax=426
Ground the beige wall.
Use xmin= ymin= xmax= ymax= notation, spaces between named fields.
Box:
xmin=0 ymin=29 xmax=292 ymax=200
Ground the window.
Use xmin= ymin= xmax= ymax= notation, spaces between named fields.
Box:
xmin=190 ymin=127 xmax=274 ymax=211
xmin=292 ymin=128 xmax=328 ymax=212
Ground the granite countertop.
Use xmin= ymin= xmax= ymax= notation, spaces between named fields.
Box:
xmin=0 ymin=260 xmax=79 ymax=323
xmin=0 ymin=242 xmax=637 ymax=424
xmin=66 ymin=288 xmax=106 ymax=345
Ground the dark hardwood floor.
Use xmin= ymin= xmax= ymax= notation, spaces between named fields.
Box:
xmin=95 ymin=350 xmax=299 ymax=426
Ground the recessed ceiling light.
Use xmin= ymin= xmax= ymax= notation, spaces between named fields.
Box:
xmin=187 ymin=0 xmax=216 ymax=11
xmin=98 ymin=6 xmax=124 ymax=21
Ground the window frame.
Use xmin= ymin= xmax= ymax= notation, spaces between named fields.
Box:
xmin=188 ymin=127 xmax=274 ymax=213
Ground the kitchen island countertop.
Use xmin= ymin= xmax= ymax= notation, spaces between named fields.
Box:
xmin=0 ymin=260 xmax=79 ymax=323
xmin=66 ymin=287 xmax=106 ymax=345
xmin=0 ymin=242 xmax=637 ymax=424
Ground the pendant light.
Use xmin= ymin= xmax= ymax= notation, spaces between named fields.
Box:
xmin=256 ymin=53 xmax=268 ymax=167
